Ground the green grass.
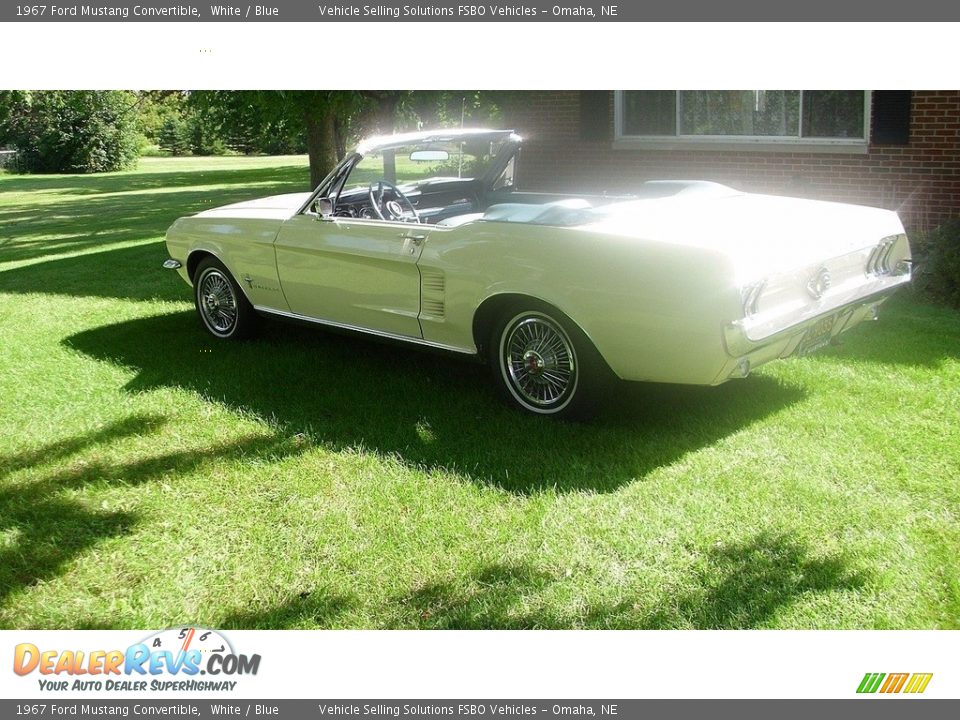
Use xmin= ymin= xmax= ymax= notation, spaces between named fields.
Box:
xmin=1 ymin=155 xmax=959 ymax=629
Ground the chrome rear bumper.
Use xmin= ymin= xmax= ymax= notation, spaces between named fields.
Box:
xmin=717 ymin=286 xmax=901 ymax=382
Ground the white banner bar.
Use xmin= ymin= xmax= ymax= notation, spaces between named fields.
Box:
xmin=2 ymin=630 xmax=956 ymax=700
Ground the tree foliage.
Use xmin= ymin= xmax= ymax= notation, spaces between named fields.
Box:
xmin=401 ymin=91 xmax=507 ymax=130
xmin=190 ymin=91 xmax=366 ymax=187
xmin=188 ymin=90 xmax=509 ymax=188
xmin=133 ymin=91 xmax=188 ymax=144
xmin=0 ymin=91 xmax=140 ymax=173
xmin=0 ymin=89 xmax=514 ymax=181
xmin=158 ymin=116 xmax=191 ymax=156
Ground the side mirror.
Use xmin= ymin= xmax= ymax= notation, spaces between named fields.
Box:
xmin=315 ymin=197 xmax=334 ymax=218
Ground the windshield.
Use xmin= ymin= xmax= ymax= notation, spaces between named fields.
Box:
xmin=342 ymin=137 xmax=511 ymax=191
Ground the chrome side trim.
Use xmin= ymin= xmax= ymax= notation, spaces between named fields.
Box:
xmin=162 ymin=259 xmax=182 ymax=269
xmin=253 ymin=305 xmax=476 ymax=355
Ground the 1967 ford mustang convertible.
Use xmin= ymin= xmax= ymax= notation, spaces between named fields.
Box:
xmin=164 ymin=128 xmax=912 ymax=416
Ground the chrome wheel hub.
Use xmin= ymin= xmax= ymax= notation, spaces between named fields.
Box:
xmin=198 ymin=270 xmax=237 ymax=335
xmin=523 ymin=350 xmax=545 ymax=375
xmin=503 ymin=314 xmax=576 ymax=408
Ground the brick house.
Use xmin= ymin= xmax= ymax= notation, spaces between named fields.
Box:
xmin=504 ymin=91 xmax=960 ymax=232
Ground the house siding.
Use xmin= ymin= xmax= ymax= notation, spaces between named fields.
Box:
xmin=503 ymin=91 xmax=960 ymax=232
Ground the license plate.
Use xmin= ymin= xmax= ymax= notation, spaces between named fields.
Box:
xmin=798 ymin=316 xmax=836 ymax=356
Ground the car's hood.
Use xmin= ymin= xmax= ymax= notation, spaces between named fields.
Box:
xmin=193 ymin=192 xmax=312 ymax=220
xmin=585 ymin=189 xmax=905 ymax=282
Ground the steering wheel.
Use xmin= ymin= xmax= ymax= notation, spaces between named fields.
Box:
xmin=367 ymin=180 xmax=421 ymax=223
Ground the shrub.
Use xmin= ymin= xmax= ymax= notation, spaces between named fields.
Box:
xmin=914 ymin=219 xmax=960 ymax=308
xmin=1 ymin=91 xmax=140 ymax=173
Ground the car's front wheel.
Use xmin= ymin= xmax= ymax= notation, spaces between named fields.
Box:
xmin=193 ymin=257 xmax=255 ymax=340
xmin=490 ymin=304 xmax=599 ymax=417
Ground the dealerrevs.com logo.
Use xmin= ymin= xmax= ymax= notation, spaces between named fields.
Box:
xmin=13 ymin=627 xmax=260 ymax=693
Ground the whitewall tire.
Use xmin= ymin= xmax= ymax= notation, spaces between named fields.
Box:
xmin=193 ymin=257 xmax=255 ymax=340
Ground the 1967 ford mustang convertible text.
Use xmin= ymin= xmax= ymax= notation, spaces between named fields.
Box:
xmin=164 ymin=128 xmax=912 ymax=416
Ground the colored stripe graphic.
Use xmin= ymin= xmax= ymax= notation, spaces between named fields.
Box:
xmin=857 ymin=672 xmax=932 ymax=694
xmin=857 ymin=673 xmax=885 ymax=693
xmin=880 ymin=673 xmax=909 ymax=693
xmin=904 ymin=673 xmax=933 ymax=694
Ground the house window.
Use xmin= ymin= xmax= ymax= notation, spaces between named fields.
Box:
xmin=615 ymin=91 xmax=869 ymax=153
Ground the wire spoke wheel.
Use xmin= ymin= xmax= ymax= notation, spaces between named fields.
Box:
xmin=500 ymin=311 xmax=578 ymax=412
xmin=198 ymin=268 xmax=238 ymax=336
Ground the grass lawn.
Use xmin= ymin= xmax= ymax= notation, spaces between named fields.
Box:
xmin=1 ymin=155 xmax=958 ymax=630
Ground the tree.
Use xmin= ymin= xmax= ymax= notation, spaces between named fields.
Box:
xmin=299 ymin=94 xmax=345 ymax=188
xmin=133 ymin=91 xmax=188 ymax=145
xmin=158 ymin=116 xmax=190 ymax=156
xmin=0 ymin=91 xmax=140 ymax=173
xmin=187 ymin=90 xmax=513 ymax=189
xmin=191 ymin=91 xmax=378 ymax=188
xmin=400 ymin=91 xmax=509 ymax=130
xmin=0 ymin=91 xmax=14 ymax=146
xmin=191 ymin=91 xmax=332 ymax=186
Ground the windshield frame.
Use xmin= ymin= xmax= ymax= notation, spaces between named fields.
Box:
xmin=297 ymin=131 xmax=521 ymax=218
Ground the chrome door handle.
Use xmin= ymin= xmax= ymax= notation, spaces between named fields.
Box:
xmin=401 ymin=233 xmax=427 ymax=244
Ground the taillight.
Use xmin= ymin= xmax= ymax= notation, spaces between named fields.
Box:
xmin=866 ymin=234 xmax=910 ymax=276
xmin=740 ymin=279 xmax=766 ymax=318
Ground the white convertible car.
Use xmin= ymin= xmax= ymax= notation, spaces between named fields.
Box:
xmin=164 ymin=128 xmax=912 ymax=416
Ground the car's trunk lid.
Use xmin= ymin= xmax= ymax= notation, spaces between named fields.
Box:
xmin=586 ymin=189 xmax=905 ymax=282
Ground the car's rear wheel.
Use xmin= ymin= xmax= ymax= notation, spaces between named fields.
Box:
xmin=193 ymin=257 xmax=255 ymax=340
xmin=490 ymin=304 xmax=599 ymax=417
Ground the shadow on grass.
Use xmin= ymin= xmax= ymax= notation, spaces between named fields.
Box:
xmin=0 ymin=162 xmax=308 ymax=265
xmin=219 ymin=592 xmax=357 ymax=630
xmin=0 ymin=414 xmax=167 ymax=481
xmin=0 ymin=497 xmax=136 ymax=619
xmin=0 ymin=242 xmax=186 ymax=303
xmin=640 ymin=532 xmax=868 ymax=629
xmin=0 ymin=162 xmax=309 ymax=197
xmin=0 ymin=415 xmax=312 ymax=612
xmin=391 ymin=563 xmax=557 ymax=629
xmin=0 ymin=415 xmax=162 ymax=609
xmin=209 ymin=533 xmax=867 ymax=629
xmin=397 ymin=534 xmax=866 ymax=628
xmin=63 ymin=310 xmax=806 ymax=494
xmin=0 ymin=229 xmax=148 ymax=265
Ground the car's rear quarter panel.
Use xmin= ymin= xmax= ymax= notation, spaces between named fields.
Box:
xmin=421 ymin=222 xmax=740 ymax=384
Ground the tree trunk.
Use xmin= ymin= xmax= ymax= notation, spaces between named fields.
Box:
xmin=334 ymin=114 xmax=347 ymax=161
xmin=304 ymin=104 xmax=338 ymax=190
xmin=377 ymin=96 xmax=399 ymax=134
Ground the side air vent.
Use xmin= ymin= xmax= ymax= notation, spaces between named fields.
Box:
xmin=420 ymin=268 xmax=446 ymax=320
xmin=422 ymin=299 xmax=445 ymax=317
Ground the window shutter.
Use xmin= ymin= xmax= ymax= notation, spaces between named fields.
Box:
xmin=579 ymin=91 xmax=611 ymax=142
xmin=872 ymin=91 xmax=912 ymax=145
